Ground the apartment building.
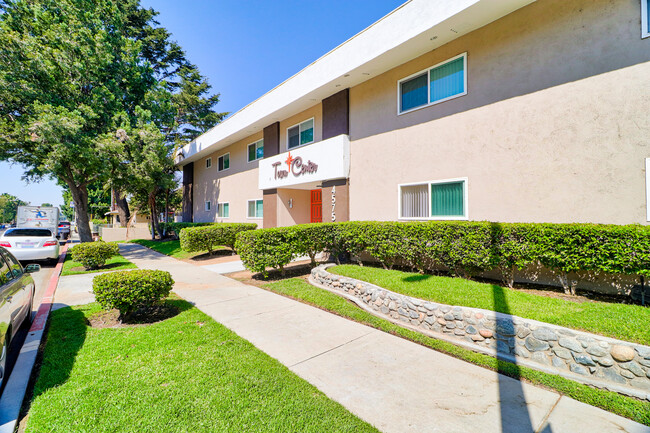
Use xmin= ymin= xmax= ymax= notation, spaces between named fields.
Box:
xmin=176 ymin=0 xmax=650 ymax=228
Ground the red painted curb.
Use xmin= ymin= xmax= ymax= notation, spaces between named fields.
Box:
xmin=29 ymin=243 xmax=69 ymax=333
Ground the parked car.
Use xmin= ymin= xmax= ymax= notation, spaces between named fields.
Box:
xmin=57 ymin=221 xmax=71 ymax=240
xmin=0 ymin=228 xmax=60 ymax=264
xmin=0 ymin=247 xmax=38 ymax=388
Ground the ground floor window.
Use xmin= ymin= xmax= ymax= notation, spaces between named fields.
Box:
xmin=204 ymin=201 xmax=211 ymax=212
xmin=247 ymin=199 xmax=263 ymax=219
xmin=217 ymin=202 xmax=229 ymax=218
xmin=399 ymin=178 xmax=467 ymax=220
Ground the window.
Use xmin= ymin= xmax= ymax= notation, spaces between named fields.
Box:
xmin=206 ymin=157 xmax=212 ymax=169
xmin=248 ymin=139 xmax=264 ymax=162
xmin=398 ymin=53 xmax=467 ymax=114
xmin=0 ymin=253 xmax=11 ymax=286
xmin=217 ymin=202 xmax=229 ymax=218
xmin=218 ymin=153 xmax=230 ymax=171
xmin=2 ymin=251 xmax=23 ymax=279
xmin=643 ymin=0 xmax=649 ymax=38
xmin=287 ymin=118 xmax=314 ymax=149
xmin=205 ymin=201 xmax=211 ymax=212
xmin=247 ymin=199 xmax=263 ymax=219
xmin=399 ymin=178 xmax=467 ymax=220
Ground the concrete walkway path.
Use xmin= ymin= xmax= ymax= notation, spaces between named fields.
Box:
xmin=116 ymin=243 xmax=648 ymax=433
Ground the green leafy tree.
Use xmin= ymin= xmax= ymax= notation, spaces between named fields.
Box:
xmin=0 ymin=0 xmax=225 ymax=241
xmin=0 ymin=193 xmax=27 ymax=223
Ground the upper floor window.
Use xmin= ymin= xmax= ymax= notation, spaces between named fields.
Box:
xmin=218 ymin=153 xmax=230 ymax=171
xmin=205 ymin=201 xmax=211 ymax=212
xmin=206 ymin=157 xmax=212 ymax=169
xmin=643 ymin=0 xmax=649 ymax=38
xmin=248 ymin=139 xmax=264 ymax=162
xmin=398 ymin=53 xmax=467 ymax=114
xmin=399 ymin=178 xmax=468 ymax=220
xmin=288 ymin=118 xmax=314 ymax=149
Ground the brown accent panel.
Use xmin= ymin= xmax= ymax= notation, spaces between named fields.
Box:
xmin=322 ymin=88 xmax=349 ymax=140
xmin=321 ymin=179 xmax=349 ymax=223
xmin=263 ymin=122 xmax=280 ymax=158
xmin=182 ymin=163 xmax=194 ymax=222
xmin=263 ymin=188 xmax=278 ymax=228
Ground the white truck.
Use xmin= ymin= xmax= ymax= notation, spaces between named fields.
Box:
xmin=16 ymin=206 xmax=60 ymax=237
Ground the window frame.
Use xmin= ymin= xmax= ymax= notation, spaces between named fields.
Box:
xmin=217 ymin=153 xmax=230 ymax=172
xmin=397 ymin=177 xmax=468 ymax=220
xmin=247 ymin=199 xmax=264 ymax=219
xmin=247 ymin=139 xmax=265 ymax=163
xmin=397 ymin=52 xmax=468 ymax=116
xmin=286 ymin=117 xmax=315 ymax=150
xmin=643 ymin=0 xmax=649 ymax=39
xmin=206 ymin=157 xmax=212 ymax=169
xmin=217 ymin=202 xmax=230 ymax=218
xmin=204 ymin=200 xmax=211 ymax=212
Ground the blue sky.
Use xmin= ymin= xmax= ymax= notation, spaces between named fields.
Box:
xmin=0 ymin=0 xmax=404 ymax=209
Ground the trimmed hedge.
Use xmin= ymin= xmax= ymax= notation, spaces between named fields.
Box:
xmin=92 ymin=269 xmax=174 ymax=318
xmin=160 ymin=222 xmax=216 ymax=239
xmin=180 ymin=223 xmax=257 ymax=254
xmin=234 ymin=221 xmax=650 ymax=288
xmin=70 ymin=241 xmax=120 ymax=270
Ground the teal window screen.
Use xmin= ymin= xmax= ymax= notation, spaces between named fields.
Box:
xmin=647 ymin=0 xmax=650 ymax=34
xmin=430 ymin=57 xmax=465 ymax=103
xmin=431 ymin=181 xmax=464 ymax=217
xmin=248 ymin=140 xmax=264 ymax=162
xmin=218 ymin=203 xmax=229 ymax=218
xmin=248 ymin=199 xmax=263 ymax=218
xmin=400 ymin=73 xmax=428 ymax=112
xmin=289 ymin=119 xmax=314 ymax=149
xmin=218 ymin=154 xmax=229 ymax=171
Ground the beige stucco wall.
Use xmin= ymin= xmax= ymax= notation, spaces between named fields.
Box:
xmin=193 ymin=131 xmax=265 ymax=226
xmin=277 ymin=188 xmax=312 ymax=227
xmin=279 ymin=104 xmax=323 ymax=153
xmin=349 ymin=0 xmax=650 ymax=225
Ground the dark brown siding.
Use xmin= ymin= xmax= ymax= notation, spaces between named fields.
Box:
xmin=322 ymin=88 xmax=349 ymax=140
xmin=182 ymin=162 xmax=194 ymax=222
xmin=321 ymin=179 xmax=349 ymax=223
xmin=263 ymin=122 xmax=280 ymax=158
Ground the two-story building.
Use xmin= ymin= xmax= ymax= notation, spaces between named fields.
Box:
xmin=176 ymin=0 xmax=650 ymax=229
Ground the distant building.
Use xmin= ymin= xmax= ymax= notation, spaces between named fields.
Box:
xmin=176 ymin=0 xmax=650 ymax=227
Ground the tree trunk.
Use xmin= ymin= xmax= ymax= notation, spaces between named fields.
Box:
xmin=115 ymin=189 xmax=130 ymax=227
xmin=66 ymin=181 xmax=92 ymax=242
xmin=148 ymin=191 xmax=160 ymax=240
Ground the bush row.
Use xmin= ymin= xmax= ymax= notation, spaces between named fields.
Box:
xmin=234 ymin=221 xmax=650 ymax=290
xmin=70 ymin=241 xmax=120 ymax=270
xmin=180 ymin=223 xmax=257 ymax=254
xmin=159 ymin=222 xmax=215 ymax=239
xmin=93 ymin=270 xmax=174 ymax=318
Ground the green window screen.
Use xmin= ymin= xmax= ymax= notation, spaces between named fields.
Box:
xmin=431 ymin=181 xmax=464 ymax=216
xmin=300 ymin=119 xmax=314 ymax=145
xmin=430 ymin=57 xmax=465 ymax=103
xmin=248 ymin=144 xmax=256 ymax=162
xmin=255 ymin=200 xmax=264 ymax=218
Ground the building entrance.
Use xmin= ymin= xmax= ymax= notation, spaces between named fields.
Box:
xmin=310 ymin=189 xmax=322 ymax=223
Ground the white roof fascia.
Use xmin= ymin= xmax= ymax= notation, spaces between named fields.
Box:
xmin=177 ymin=0 xmax=536 ymax=166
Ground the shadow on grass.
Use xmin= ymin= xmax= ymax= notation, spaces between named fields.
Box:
xmin=402 ymin=274 xmax=432 ymax=283
xmin=30 ymin=308 xmax=87 ymax=400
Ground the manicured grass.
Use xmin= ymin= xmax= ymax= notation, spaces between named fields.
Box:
xmin=131 ymin=239 xmax=227 ymax=260
xmin=330 ymin=265 xmax=650 ymax=346
xmin=26 ymin=301 xmax=379 ymax=433
xmin=262 ymin=278 xmax=650 ymax=426
xmin=60 ymin=254 xmax=136 ymax=276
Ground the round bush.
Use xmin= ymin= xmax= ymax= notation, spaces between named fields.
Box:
xmin=70 ymin=241 xmax=120 ymax=270
xmin=92 ymin=269 xmax=174 ymax=317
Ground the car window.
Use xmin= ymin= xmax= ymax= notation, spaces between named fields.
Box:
xmin=1 ymin=251 xmax=23 ymax=279
xmin=0 ymin=254 xmax=10 ymax=286
xmin=4 ymin=228 xmax=53 ymax=237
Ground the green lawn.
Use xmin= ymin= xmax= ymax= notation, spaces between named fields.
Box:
xmin=26 ymin=301 xmax=379 ymax=433
xmin=60 ymin=254 xmax=136 ymax=276
xmin=330 ymin=265 xmax=650 ymax=346
xmin=262 ymin=278 xmax=650 ymax=426
xmin=131 ymin=239 xmax=227 ymax=260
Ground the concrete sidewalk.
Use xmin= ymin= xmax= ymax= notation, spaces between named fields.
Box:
xmin=116 ymin=243 xmax=648 ymax=433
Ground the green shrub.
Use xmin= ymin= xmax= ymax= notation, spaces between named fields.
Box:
xmin=91 ymin=218 xmax=107 ymax=226
xmin=160 ymin=222 xmax=215 ymax=239
xmin=233 ymin=221 xmax=650 ymax=290
xmin=92 ymin=270 xmax=174 ymax=318
xmin=180 ymin=223 xmax=257 ymax=254
xmin=70 ymin=241 xmax=120 ymax=270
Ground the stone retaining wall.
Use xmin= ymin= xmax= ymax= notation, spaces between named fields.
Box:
xmin=310 ymin=265 xmax=650 ymax=401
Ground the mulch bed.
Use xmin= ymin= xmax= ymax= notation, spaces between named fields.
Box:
xmin=87 ymin=303 xmax=181 ymax=329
